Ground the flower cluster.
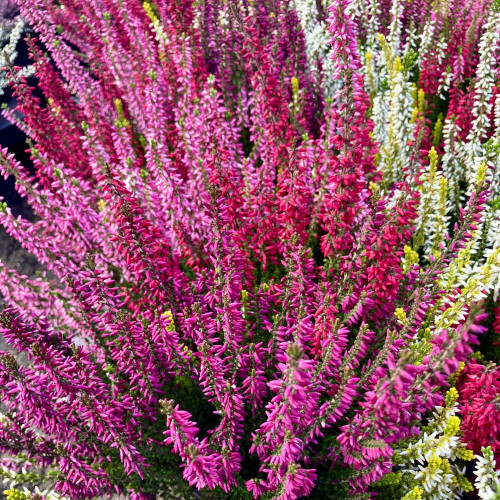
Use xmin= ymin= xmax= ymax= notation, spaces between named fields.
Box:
xmin=0 ymin=0 xmax=499 ymax=498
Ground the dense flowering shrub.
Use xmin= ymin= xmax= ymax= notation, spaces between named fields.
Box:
xmin=0 ymin=0 xmax=500 ymax=499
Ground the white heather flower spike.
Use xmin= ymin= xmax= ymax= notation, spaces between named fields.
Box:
xmin=365 ymin=0 xmax=381 ymax=47
xmin=292 ymin=0 xmax=340 ymax=98
xmin=376 ymin=35 xmax=415 ymax=185
xmin=0 ymin=16 xmax=34 ymax=96
xmin=475 ymin=447 xmax=500 ymax=500
xmin=415 ymin=148 xmax=451 ymax=261
xmin=464 ymin=4 xmax=500 ymax=191
xmin=418 ymin=12 xmax=437 ymax=64
xmin=387 ymin=0 xmax=403 ymax=54
xmin=441 ymin=116 xmax=465 ymax=213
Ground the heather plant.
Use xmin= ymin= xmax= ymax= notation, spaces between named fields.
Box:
xmin=0 ymin=0 xmax=500 ymax=499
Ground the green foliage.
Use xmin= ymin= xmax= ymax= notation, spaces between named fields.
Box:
xmin=201 ymin=477 xmax=254 ymax=499
xmin=307 ymin=462 xmax=353 ymax=499
xmin=372 ymin=471 xmax=407 ymax=499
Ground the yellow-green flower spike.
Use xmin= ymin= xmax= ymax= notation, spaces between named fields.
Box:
xmin=402 ymin=486 xmax=423 ymax=500
xmin=445 ymin=387 xmax=459 ymax=407
xmin=444 ymin=415 xmax=461 ymax=437
xmin=4 ymin=489 xmax=29 ymax=500
xmin=162 ymin=310 xmax=175 ymax=332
